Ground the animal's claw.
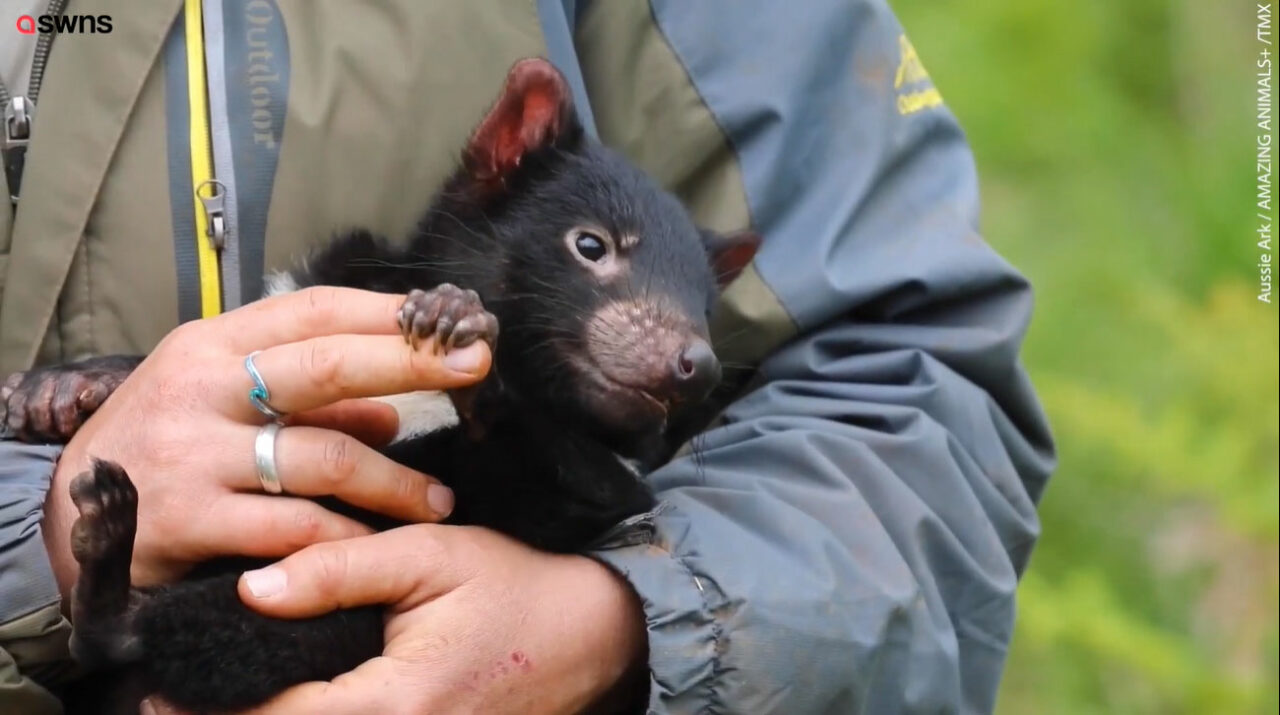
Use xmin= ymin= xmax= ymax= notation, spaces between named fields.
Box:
xmin=397 ymin=285 xmax=499 ymax=357
xmin=2 ymin=358 xmax=134 ymax=443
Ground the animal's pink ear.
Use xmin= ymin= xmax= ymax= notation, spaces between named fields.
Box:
xmin=703 ymin=230 xmax=762 ymax=289
xmin=464 ymin=58 xmax=581 ymax=189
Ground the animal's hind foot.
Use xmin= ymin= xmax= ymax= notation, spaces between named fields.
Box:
xmin=398 ymin=284 xmax=499 ymax=353
xmin=69 ymin=460 xmax=138 ymax=566
xmin=68 ymin=460 xmax=143 ymax=667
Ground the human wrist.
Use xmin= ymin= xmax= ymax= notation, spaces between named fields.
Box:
xmin=568 ymin=555 xmax=648 ymax=693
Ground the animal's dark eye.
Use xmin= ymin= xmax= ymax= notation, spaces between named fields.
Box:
xmin=574 ymin=232 xmax=608 ymax=262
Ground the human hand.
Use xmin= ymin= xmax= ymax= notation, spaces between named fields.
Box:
xmin=214 ymin=525 xmax=646 ymax=714
xmin=41 ymin=286 xmax=491 ymax=595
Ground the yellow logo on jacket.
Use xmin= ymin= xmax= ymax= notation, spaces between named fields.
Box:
xmin=895 ymin=34 xmax=943 ymax=116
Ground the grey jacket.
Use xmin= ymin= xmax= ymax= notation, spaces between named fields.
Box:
xmin=0 ymin=0 xmax=1054 ymax=712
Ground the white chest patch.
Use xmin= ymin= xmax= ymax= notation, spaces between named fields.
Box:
xmin=264 ymin=270 xmax=301 ymax=297
xmin=613 ymin=453 xmax=643 ymax=477
xmin=373 ymin=390 xmax=460 ymax=442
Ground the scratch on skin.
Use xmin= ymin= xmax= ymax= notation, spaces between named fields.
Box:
xmin=487 ymin=651 xmax=534 ymax=679
xmin=511 ymin=650 xmax=534 ymax=673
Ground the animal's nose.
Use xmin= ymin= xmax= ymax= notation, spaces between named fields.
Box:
xmin=672 ymin=338 xmax=721 ymax=402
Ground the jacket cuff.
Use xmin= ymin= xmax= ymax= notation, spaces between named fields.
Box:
xmin=0 ymin=441 xmax=64 ymax=624
xmin=590 ymin=504 xmax=726 ymax=714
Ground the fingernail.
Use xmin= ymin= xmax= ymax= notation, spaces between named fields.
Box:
xmin=243 ymin=567 xmax=286 ymax=598
xmin=427 ymin=483 xmax=455 ymax=517
xmin=140 ymin=698 xmax=158 ymax=715
xmin=442 ymin=342 xmax=486 ymax=374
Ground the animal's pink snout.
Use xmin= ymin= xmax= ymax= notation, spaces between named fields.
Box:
xmin=670 ymin=337 xmax=720 ymax=403
xmin=584 ymin=299 xmax=722 ymax=407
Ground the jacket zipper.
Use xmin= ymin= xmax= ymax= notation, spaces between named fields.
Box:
xmin=0 ymin=0 xmax=69 ymax=207
xmin=183 ymin=0 xmax=223 ymax=317
xmin=201 ymin=0 xmax=244 ymax=310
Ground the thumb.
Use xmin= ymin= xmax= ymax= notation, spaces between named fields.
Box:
xmin=238 ymin=525 xmax=464 ymax=618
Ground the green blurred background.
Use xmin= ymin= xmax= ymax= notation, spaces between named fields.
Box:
xmin=892 ymin=1 xmax=1279 ymax=713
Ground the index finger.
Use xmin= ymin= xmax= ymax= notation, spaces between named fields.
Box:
xmin=211 ymin=286 xmax=406 ymax=352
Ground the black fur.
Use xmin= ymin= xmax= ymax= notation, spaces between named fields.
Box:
xmin=40 ymin=59 xmax=758 ymax=713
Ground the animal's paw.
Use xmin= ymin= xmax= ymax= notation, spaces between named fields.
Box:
xmin=67 ymin=460 xmax=143 ymax=668
xmin=69 ymin=460 xmax=138 ymax=568
xmin=1 ymin=358 xmax=134 ymax=443
xmin=397 ymin=284 xmax=500 ymax=353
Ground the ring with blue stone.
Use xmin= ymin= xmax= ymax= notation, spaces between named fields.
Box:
xmin=244 ymin=350 xmax=287 ymax=421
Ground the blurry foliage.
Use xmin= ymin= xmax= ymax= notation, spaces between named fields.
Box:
xmin=893 ymin=0 xmax=1279 ymax=713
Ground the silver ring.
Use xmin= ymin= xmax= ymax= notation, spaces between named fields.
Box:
xmin=254 ymin=421 xmax=284 ymax=494
xmin=245 ymin=350 xmax=288 ymax=421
